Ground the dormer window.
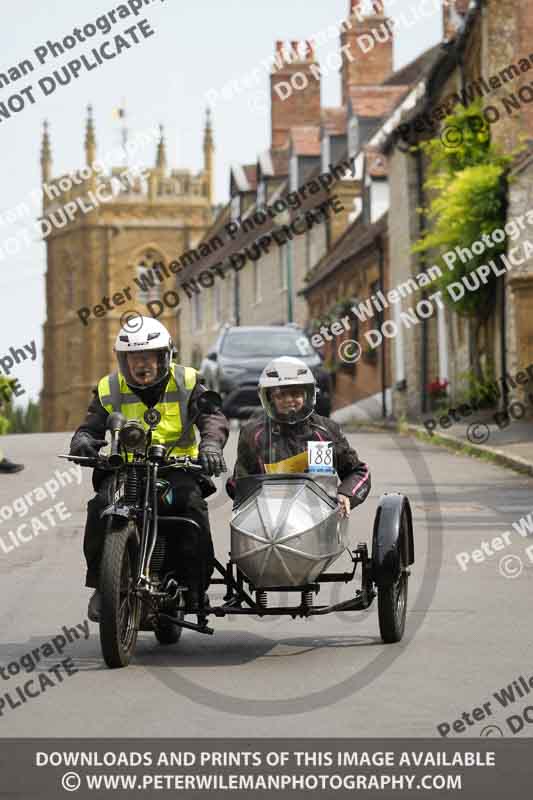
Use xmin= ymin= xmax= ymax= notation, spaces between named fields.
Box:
xmin=321 ymin=134 xmax=331 ymax=174
xmin=348 ymin=116 xmax=359 ymax=158
xmin=230 ymin=193 xmax=241 ymax=223
xmin=257 ymin=180 xmax=266 ymax=209
xmin=290 ymin=154 xmax=298 ymax=192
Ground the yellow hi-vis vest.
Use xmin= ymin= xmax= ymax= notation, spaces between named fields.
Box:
xmin=97 ymin=363 xmax=199 ymax=458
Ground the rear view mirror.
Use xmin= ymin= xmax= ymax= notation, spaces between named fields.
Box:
xmin=197 ymin=391 xmax=223 ymax=414
xmin=207 ymin=352 xmax=218 ymax=362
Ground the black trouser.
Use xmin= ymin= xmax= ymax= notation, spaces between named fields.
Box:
xmin=83 ymin=472 xmax=214 ymax=593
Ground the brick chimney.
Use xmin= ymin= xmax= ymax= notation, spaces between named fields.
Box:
xmin=270 ymin=40 xmax=321 ymax=151
xmin=442 ymin=0 xmax=470 ymax=40
xmin=340 ymin=1 xmax=394 ymax=106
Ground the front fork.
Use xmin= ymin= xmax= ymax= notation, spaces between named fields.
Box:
xmin=137 ymin=462 xmax=158 ymax=586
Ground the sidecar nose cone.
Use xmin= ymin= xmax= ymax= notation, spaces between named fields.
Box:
xmin=230 ymin=477 xmax=348 ymax=588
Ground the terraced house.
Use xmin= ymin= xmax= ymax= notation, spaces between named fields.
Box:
xmin=178 ymin=0 xmax=445 ymax=417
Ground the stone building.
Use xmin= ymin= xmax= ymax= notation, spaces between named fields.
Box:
xmin=41 ymin=107 xmax=215 ymax=431
xmin=177 ymin=0 xmax=409 ymax=372
xmin=380 ymin=0 xmax=533 ymax=419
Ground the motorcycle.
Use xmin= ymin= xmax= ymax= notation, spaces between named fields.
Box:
xmin=61 ymin=392 xmax=415 ymax=669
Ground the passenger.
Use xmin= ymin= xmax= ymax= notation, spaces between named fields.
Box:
xmin=227 ymin=356 xmax=370 ymax=515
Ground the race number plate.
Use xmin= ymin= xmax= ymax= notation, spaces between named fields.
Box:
xmin=307 ymin=441 xmax=335 ymax=474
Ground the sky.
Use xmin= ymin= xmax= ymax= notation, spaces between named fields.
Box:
xmin=0 ymin=0 xmax=443 ymax=404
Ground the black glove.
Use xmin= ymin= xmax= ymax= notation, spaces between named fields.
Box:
xmin=70 ymin=433 xmax=107 ymax=459
xmin=199 ymin=445 xmax=226 ymax=477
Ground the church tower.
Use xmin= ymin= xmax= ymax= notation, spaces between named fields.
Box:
xmin=41 ymin=107 xmax=215 ymax=431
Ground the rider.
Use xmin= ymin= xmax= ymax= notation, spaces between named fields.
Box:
xmin=69 ymin=317 xmax=229 ymax=622
xmin=227 ymin=357 xmax=371 ymax=515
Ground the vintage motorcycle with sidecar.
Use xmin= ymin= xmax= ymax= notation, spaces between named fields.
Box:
xmin=60 ymin=392 xmax=414 ymax=669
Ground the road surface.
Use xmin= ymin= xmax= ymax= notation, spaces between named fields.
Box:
xmin=1 ymin=427 xmax=532 ymax=738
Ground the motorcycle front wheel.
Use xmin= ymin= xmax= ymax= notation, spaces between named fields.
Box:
xmin=99 ymin=521 xmax=141 ymax=668
xmin=154 ymin=593 xmax=185 ymax=645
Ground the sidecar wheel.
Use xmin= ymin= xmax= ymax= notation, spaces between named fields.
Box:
xmin=99 ymin=522 xmax=141 ymax=668
xmin=377 ymin=570 xmax=408 ymax=643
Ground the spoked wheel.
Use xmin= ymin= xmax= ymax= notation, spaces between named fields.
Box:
xmin=377 ymin=510 xmax=409 ymax=644
xmin=99 ymin=521 xmax=141 ymax=668
xmin=154 ymin=594 xmax=185 ymax=646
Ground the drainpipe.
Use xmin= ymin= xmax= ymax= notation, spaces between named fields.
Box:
xmin=415 ymin=146 xmax=429 ymax=414
xmin=233 ymin=192 xmax=242 ymax=326
xmin=234 ymin=272 xmax=241 ymax=326
xmin=376 ymin=234 xmax=387 ymax=418
xmin=500 ymin=170 xmax=509 ymax=407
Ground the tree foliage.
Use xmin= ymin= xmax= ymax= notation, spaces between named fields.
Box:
xmin=412 ymin=101 xmax=516 ymax=320
xmin=0 ymin=377 xmax=41 ymax=435
xmin=0 ymin=376 xmax=15 ymax=435
xmin=5 ymin=400 xmax=41 ymax=433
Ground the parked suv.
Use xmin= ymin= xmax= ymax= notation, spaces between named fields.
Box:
xmin=200 ymin=325 xmax=331 ymax=419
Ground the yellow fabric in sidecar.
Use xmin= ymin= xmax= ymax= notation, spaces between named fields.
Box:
xmin=264 ymin=450 xmax=308 ymax=474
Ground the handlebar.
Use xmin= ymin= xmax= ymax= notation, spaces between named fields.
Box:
xmin=58 ymin=454 xmax=204 ymax=472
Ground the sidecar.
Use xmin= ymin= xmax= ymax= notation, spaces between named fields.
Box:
xmin=205 ymin=473 xmax=415 ymax=644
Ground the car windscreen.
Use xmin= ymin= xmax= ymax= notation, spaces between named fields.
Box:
xmin=221 ymin=331 xmax=313 ymax=359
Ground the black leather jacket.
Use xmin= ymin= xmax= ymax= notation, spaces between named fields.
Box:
xmin=228 ymin=411 xmax=371 ymax=508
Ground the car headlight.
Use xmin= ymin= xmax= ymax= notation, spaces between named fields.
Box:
xmin=223 ymin=366 xmax=247 ymax=377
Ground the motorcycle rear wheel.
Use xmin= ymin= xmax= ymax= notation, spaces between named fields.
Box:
xmin=99 ymin=521 xmax=141 ymax=668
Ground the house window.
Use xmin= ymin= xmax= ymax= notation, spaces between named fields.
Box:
xmin=305 ymin=229 xmax=319 ymax=273
xmin=230 ymin=193 xmax=241 ymax=223
xmin=227 ymin=271 xmax=236 ymax=324
xmin=192 ymin=292 xmax=203 ymax=331
xmin=348 ymin=116 xmax=359 ymax=158
xmin=213 ymin=282 xmax=222 ymax=325
xmin=321 ymin=134 xmax=331 ymax=174
xmin=290 ymin=154 xmax=299 ymax=192
xmin=257 ymin=180 xmax=266 ymax=209
xmin=370 ymin=280 xmax=382 ymax=319
xmin=136 ymin=250 xmax=162 ymax=305
xmin=253 ymin=261 xmax=261 ymax=303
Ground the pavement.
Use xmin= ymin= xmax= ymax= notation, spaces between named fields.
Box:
xmin=409 ymin=413 xmax=533 ymax=477
xmin=1 ymin=427 xmax=533 ymax=738
xmin=342 ymin=407 xmax=533 ymax=477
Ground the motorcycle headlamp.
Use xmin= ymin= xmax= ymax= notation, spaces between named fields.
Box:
xmin=119 ymin=420 xmax=147 ymax=452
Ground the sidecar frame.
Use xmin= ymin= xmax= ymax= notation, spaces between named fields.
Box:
xmin=156 ymin=491 xmax=414 ymax=645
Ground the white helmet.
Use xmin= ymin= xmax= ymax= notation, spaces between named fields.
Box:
xmin=114 ymin=316 xmax=174 ymax=391
xmin=258 ymin=356 xmax=316 ymax=424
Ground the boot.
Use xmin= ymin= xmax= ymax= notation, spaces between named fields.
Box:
xmin=0 ymin=458 xmax=24 ymax=474
xmin=87 ymin=590 xmax=102 ymax=622
xmin=184 ymin=587 xmax=210 ymax=614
